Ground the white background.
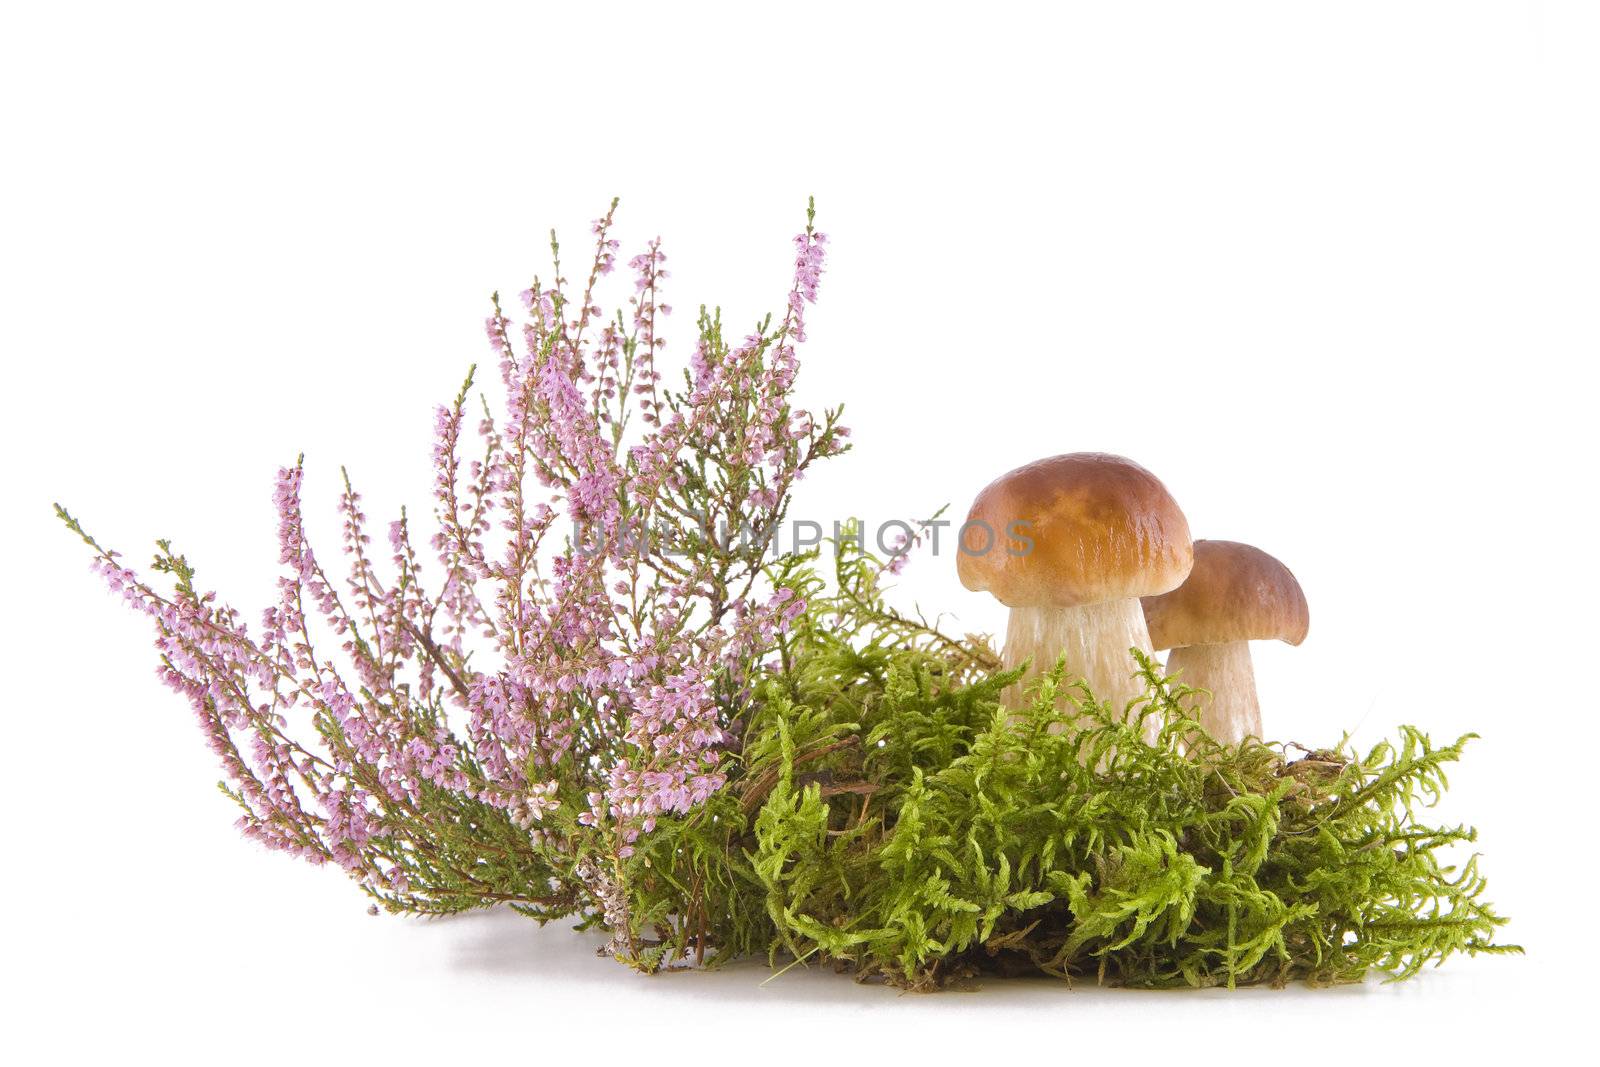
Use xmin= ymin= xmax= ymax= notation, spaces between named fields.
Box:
xmin=5 ymin=1 xmax=1596 ymax=1061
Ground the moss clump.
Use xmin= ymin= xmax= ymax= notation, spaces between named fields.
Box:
xmin=623 ymin=544 xmax=1517 ymax=989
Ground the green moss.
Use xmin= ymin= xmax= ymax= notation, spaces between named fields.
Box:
xmin=625 ymin=542 xmax=1517 ymax=989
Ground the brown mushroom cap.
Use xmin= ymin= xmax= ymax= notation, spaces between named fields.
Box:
xmin=1141 ymin=539 xmax=1309 ymax=650
xmin=957 ymin=453 xmax=1193 ymax=609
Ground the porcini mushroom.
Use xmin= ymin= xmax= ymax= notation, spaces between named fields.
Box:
xmin=957 ymin=453 xmax=1193 ymax=717
xmin=1140 ymin=539 xmax=1309 ymax=745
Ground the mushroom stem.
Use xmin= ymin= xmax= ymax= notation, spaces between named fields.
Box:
xmin=1164 ymin=641 xmax=1260 ymax=744
xmin=1004 ymin=598 xmax=1154 ymax=717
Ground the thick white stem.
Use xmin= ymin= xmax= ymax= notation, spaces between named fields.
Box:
xmin=1003 ymin=599 xmax=1154 ymax=718
xmin=1164 ymin=641 xmax=1261 ymax=745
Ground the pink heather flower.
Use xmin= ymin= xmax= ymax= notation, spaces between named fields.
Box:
xmin=72 ymin=205 xmax=841 ymax=929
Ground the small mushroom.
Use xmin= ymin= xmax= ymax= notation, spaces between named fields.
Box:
xmin=957 ymin=453 xmax=1193 ymax=717
xmin=1140 ymin=539 xmax=1309 ymax=744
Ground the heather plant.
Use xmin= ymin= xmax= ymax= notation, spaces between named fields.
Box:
xmin=57 ymin=200 xmax=840 ymax=954
xmin=58 ymin=202 xmax=1514 ymax=988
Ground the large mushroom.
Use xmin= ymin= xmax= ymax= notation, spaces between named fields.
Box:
xmin=957 ymin=453 xmax=1193 ymax=716
xmin=1140 ymin=539 xmax=1309 ymax=744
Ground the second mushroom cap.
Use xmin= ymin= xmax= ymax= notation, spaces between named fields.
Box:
xmin=1142 ymin=539 xmax=1309 ymax=652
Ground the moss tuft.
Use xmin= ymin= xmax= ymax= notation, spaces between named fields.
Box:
xmin=625 ymin=541 xmax=1517 ymax=988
